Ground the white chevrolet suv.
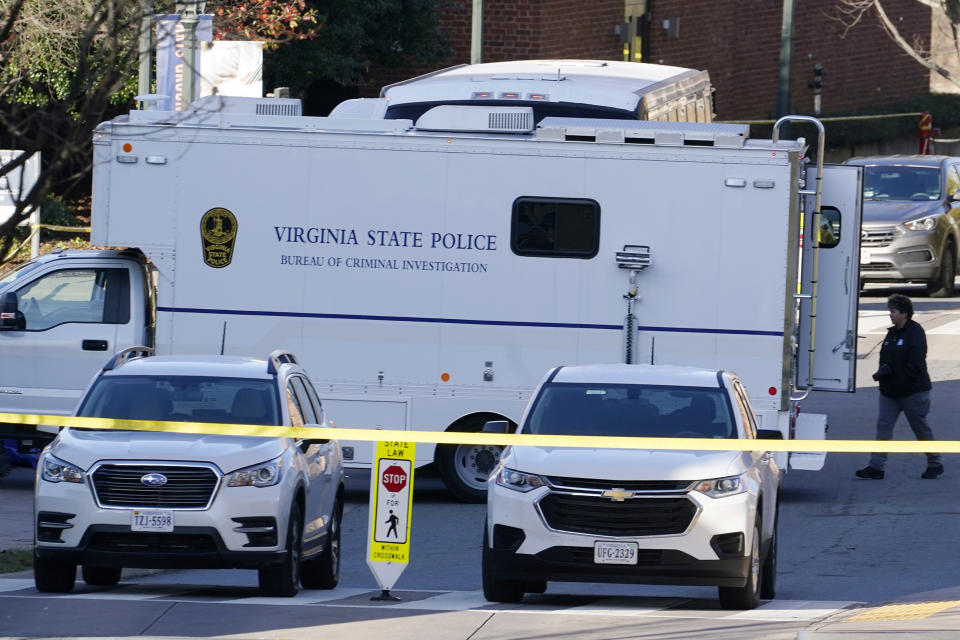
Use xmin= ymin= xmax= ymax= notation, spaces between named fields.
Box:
xmin=34 ymin=348 xmax=344 ymax=597
xmin=483 ymin=364 xmax=782 ymax=610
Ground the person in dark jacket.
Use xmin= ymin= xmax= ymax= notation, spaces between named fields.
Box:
xmin=856 ymin=294 xmax=942 ymax=480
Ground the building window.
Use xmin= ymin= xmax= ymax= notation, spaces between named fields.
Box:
xmin=511 ymin=197 xmax=600 ymax=258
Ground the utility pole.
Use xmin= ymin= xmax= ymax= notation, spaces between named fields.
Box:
xmin=471 ymin=0 xmax=482 ymax=64
xmin=777 ymin=0 xmax=795 ymax=118
xmin=176 ymin=0 xmax=206 ymax=108
xmin=137 ymin=0 xmax=154 ymax=99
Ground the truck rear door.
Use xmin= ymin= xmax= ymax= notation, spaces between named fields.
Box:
xmin=797 ymin=163 xmax=863 ymax=392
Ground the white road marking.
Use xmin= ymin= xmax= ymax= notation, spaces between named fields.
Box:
xmin=925 ymin=318 xmax=960 ymax=334
xmin=727 ymin=600 xmax=859 ymax=621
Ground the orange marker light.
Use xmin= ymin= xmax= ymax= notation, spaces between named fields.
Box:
xmin=441 ymin=373 xmax=450 ymax=382
xmin=122 ymin=143 xmax=132 ymax=153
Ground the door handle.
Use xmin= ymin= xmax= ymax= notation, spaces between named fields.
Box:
xmin=82 ymin=339 xmax=108 ymax=351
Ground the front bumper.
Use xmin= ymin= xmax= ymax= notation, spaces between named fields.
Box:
xmin=35 ymin=525 xmax=288 ymax=569
xmin=35 ymin=466 xmax=297 ymax=568
xmin=486 ymin=481 xmax=756 ymax=588
xmin=487 ymin=545 xmax=749 ymax=587
xmin=860 ymin=227 xmax=941 ymax=283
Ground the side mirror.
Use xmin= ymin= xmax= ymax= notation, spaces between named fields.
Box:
xmin=756 ymin=429 xmax=784 ymax=440
xmin=483 ymin=420 xmax=510 ymax=434
xmin=0 ymin=292 xmax=24 ymax=330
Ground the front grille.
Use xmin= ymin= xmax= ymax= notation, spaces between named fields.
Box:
xmin=88 ymin=531 xmax=217 ymax=553
xmin=861 ymin=226 xmax=897 ymax=247
xmin=546 ymin=476 xmax=693 ymax=492
xmin=860 ymin=262 xmax=896 ymax=272
xmin=92 ymin=464 xmax=218 ymax=508
xmin=538 ymin=494 xmax=697 ymax=536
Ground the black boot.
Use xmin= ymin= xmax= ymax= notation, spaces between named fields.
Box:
xmin=921 ymin=463 xmax=944 ymax=479
xmin=855 ymin=466 xmax=884 ymax=480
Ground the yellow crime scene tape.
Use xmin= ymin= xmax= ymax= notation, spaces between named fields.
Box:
xmin=4 ymin=412 xmax=958 ymax=454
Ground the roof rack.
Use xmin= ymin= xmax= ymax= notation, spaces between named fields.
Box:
xmin=267 ymin=350 xmax=299 ymax=375
xmin=103 ymin=346 xmax=155 ymax=371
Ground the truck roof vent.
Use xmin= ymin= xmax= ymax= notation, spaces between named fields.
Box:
xmin=536 ymin=117 xmax=749 ymax=148
xmin=255 ymin=100 xmax=302 ymax=117
xmin=415 ymin=105 xmax=534 ymax=133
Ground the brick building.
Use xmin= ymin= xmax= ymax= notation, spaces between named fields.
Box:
xmin=362 ymin=0 xmax=933 ymax=122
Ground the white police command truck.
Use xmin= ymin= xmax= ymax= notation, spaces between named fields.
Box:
xmin=0 ymin=60 xmax=861 ymax=501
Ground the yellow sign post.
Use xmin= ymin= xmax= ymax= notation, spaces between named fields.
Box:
xmin=366 ymin=439 xmax=415 ymax=600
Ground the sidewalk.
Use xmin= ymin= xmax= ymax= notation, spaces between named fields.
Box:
xmin=801 ymin=586 xmax=960 ymax=638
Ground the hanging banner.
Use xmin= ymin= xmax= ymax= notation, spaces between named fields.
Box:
xmin=366 ymin=440 xmax=415 ymax=592
xmin=155 ymin=14 xmax=213 ymax=111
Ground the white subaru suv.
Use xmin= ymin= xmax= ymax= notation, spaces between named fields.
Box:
xmin=483 ymin=364 xmax=782 ymax=610
xmin=34 ymin=348 xmax=344 ymax=597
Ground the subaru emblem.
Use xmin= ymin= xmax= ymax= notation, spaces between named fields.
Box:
xmin=141 ymin=473 xmax=168 ymax=487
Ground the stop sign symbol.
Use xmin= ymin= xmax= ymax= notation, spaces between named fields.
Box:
xmin=381 ymin=464 xmax=407 ymax=493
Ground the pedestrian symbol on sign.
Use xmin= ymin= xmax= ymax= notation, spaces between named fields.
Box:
xmin=385 ymin=510 xmax=400 ymax=538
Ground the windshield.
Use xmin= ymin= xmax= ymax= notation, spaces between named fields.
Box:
xmin=862 ymin=166 xmax=942 ymax=201
xmin=0 ymin=259 xmax=42 ymax=287
xmin=77 ymin=375 xmax=281 ymax=426
xmin=523 ymin=383 xmax=736 ymax=438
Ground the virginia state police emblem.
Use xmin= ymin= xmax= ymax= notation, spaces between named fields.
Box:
xmin=200 ymin=207 xmax=237 ymax=268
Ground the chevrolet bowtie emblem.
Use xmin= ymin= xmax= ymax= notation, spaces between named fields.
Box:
xmin=602 ymin=488 xmax=634 ymax=501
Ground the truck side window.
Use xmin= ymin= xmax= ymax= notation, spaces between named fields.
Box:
xmin=732 ymin=382 xmax=758 ymax=438
xmin=14 ymin=268 xmax=129 ymax=331
xmin=285 ymin=383 xmax=305 ymax=428
xmin=511 ymin=197 xmax=600 ymax=258
xmin=817 ymin=206 xmax=841 ymax=249
xmin=289 ymin=376 xmax=317 ymax=424
xmin=947 ymin=165 xmax=960 ymax=198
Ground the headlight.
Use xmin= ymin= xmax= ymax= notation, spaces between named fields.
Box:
xmin=694 ymin=473 xmax=747 ymax=498
xmin=904 ymin=215 xmax=938 ymax=231
xmin=226 ymin=457 xmax=283 ymax=487
xmin=496 ymin=467 xmax=545 ymax=492
xmin=40 ymin=453 xmax=85 ymax=484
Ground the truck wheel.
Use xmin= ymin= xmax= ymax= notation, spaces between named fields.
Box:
xmin=437 ymin=419 xmax=504 ymax=503
xmin=301 ymin=497 xmax=341 ymax=589
xmin=927 ymin=245 xmax=956 ymax=298
xmin=481 ymin=526 xmax=525 ymax=603
xmin=718 ymin=522 xmax=761 ymax=610
xmin=82 ymin=565 xmax=122 ymax=587
xmin=34 ymin=553 xmax=76 ymax=593
xmin=258 ymin=502 xmax=302 ymax=597
xmin=760 ymin=508 xmax=778 ymax=600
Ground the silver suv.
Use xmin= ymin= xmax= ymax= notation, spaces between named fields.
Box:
xmin=844 ymin=155 xmax=960 ymax=297
xmin=34 ymin=348 xmax=344 ymax=597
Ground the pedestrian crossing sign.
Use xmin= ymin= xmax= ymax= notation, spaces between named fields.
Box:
xmin=367 ymin=440 xmax=415 ymax=590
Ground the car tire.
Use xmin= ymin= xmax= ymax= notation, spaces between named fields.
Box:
xmin=34 ymin=552 xmax=76 ymax=593
xmin=927 ymin=244 xmax=956 ymax=298
xmin=718 ymin=521 xmax=762 ymax=610
xmin=82 ymin=565 xmax=122 ymax=587
xmin=481 ymin=525 xmax=525 ymax=603
xmin=437 ymin=418 xmax=504 ymax=504
xmin=301 ymin=497 xmax=341 ymax=590
xmin=760 ymin=507 xmax=778 ymax=600
xmin=258 ymin=502 xmax=302 ymax=597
